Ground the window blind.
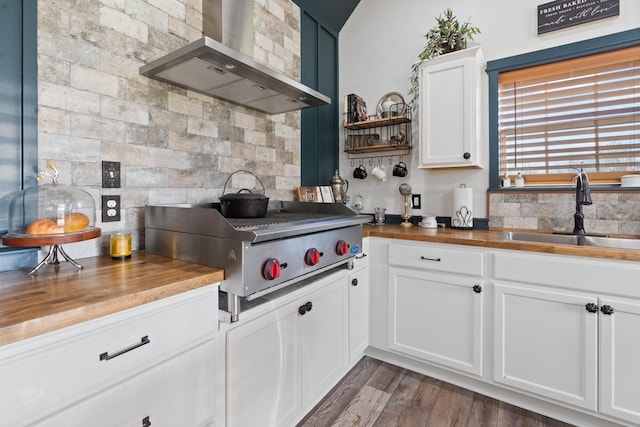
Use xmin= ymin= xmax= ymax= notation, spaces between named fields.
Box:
xmin=498 ymin=46 xmax=640 ymax=185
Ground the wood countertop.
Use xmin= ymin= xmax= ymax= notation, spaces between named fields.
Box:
xmin=0 ymin=252 xmax=224 ymax=347
xmin=364 ymin=224 xmax=640 ymax=262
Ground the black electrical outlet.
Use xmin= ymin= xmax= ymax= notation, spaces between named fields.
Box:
xmin=412 ymin=194 xmax=421 ymax=209
xmin=102 ymin=161 xmax=121 ymax=188
xmin=102 ymin=195 xmax=121 ymax=222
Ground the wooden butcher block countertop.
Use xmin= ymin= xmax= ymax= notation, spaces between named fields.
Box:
xmin=0 ymin=252 xmax=223 ymax=346
xmin=364 ymin=224 xmax=640 ymax=263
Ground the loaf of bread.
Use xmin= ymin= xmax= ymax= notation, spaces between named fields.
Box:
xmin=26 ymin=213 xmax=90 ymax=235
xmin=26 ymin=219 xmax=64 ymax=235
xmin=63 ymin=212 xmax=90 ymax=232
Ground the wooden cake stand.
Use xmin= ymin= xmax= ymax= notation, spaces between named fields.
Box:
xmin=2 ymin=228 xmax=102 ymax=275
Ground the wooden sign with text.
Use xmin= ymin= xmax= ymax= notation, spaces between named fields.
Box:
xmin=537 ymin=0 xmax=619 ymax=35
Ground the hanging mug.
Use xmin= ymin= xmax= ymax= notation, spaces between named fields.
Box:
xmin=371 ymin=164 xmax=388 ymax=182
xmin=393 ymin=161 xmax=408 ymax=177
xmin=353 ymin=165 xmax=367 ymax=179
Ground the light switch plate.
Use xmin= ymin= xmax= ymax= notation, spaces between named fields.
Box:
xmin=102 ymin=195 xmax=121 ymax=222
xmin=412 ymin=194 xmax=421 ymax=209
xmin=102 ymin=161 xmax=121 ymax=188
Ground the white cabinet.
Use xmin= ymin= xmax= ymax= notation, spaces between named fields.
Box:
xmin=348 ymin=264 xmax=369 ymax=364
xmin=226 ymin=274 xmax=348 ymax=427
xmin=493 ymin=283 xmax=598 ymax=410
xmin=226 ymin=300 xmax=301 ymax=427
xmin=387 ymin=242 xmax=485 ymax=377
xmin=418 ymin=46 xmax=484 ymax=169
xmin=0 ymin=285 xmax=219 ymax=427
xmin=493 ymin=251 xmax=640 ymax=425
xmin=35 ymin=339 xmax=216 ymax=427
xmin=599 ymin=297 xmax=640 ymax=424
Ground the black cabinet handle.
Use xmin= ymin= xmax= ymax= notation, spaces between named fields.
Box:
xmin=420 ymin=256 xmax=441 ymax=262
xmin=142 ymin=416 xmax=151 ymax=427
xmin=351 ymin=278 xmax=358 ymax=286
xmin=355 ymin=253 xmax=367 ymax=260
xmin=585 ymin=303 xmax=599 ymax=313
xmin=473 ymin=284 xmax=482 ymax=293
xmin=601 ymin=305 xmax=615 ymax=315
xmin=463 ymin=152 xmax=471 ymax=160
xmin=99 ymin=336 xmax=150 ymax=361
xmin=299 ymin=301 xmax=313 ymax=315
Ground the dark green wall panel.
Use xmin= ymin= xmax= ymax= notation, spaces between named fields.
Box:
xmin=300 ymin=10 xmax=339 ymax=186
xmin=0 ymin=1 xmax=38 ymax=269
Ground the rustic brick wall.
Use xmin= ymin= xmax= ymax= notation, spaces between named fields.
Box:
xmin=37 ymin=0 xmax=302 ymax=257
xmin=489 ymin=191 xmax=640 ymax=235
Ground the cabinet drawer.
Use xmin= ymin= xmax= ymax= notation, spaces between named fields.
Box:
xmin=0 ymin=286 xmax=217 ymax=427
xmin=36 ymin=340 xmax=215 ymax=427
xmin=493 ymin=251 xmax=640 ymax=296
xmin=388 ymin=242 xmax=484 ymax=276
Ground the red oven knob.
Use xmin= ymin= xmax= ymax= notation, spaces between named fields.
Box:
xmin=305 ymin=248 xmax=321 ymax=266
xmin=262 ymin=258 xmax=281 ymax=280
xmin=336 ymin=240 xmax=349 ymax=256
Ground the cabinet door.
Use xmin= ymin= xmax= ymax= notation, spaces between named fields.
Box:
xmin=418 ymin=47 xmax=483 ymax=169
xmin=599 ymin=297 xmax=640 ymax=425
xmin=388 ymin=268 xmax=484 ymax=377
xmin=493 ymin=283 xmax=597 ymax=410
xmin=348 ymin=266 xmax=369 ymax=364
xmin=226 ymin=305 xmax=301 ymax=427
xmin=301 ymin=277 xmax=349 ymax=407
xmin=36 ymin=340 xmax=216 ymax=427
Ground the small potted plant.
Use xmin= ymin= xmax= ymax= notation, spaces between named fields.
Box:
xmin=409 ymin=8 xmax=480 ymax=108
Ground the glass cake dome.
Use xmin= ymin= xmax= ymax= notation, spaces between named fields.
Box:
xmin=5 ymin=161 xmax=97 ymax=237
xmin=7 ymin=182 xmax=96 ymax=236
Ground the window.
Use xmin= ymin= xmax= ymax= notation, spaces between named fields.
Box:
xmin=487 ymin=29 xmax=640 ymax=188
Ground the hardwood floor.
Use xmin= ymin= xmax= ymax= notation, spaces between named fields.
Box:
xmin=298 ymin=356 xmax=575 ymax=427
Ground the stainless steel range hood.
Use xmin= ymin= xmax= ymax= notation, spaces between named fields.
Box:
xmin=139 ymin=0 xmax=330 ymax=114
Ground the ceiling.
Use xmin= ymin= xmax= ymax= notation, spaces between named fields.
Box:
xmin=292 ymin=0 xmax=360 ymax=32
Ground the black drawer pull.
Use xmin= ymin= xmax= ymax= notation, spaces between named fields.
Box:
xmin=99 ymin=335 xmax=150 ymax=361
xmin=420 ymin=256 xmax=441 ymax=262
xmin=142 ymin=416 xmax=151 ymax=427
xmin=355 ymin=253 xmax=367 ymax=260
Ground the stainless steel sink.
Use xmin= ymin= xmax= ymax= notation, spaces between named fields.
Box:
xmin=499 ymin=231 xmax=581 ymax=245
xmin=583 ymin=235 xmax=640 ymax=250
xmin=500 ymin=231 xmax=640 ymax=250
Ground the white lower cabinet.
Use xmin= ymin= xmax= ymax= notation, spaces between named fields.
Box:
xmin=493 ymin=251 xmax=640 ymax=425
xmin=493 ymin=283 xmax=598 ymax=410
xmin=385 ymin=241 xmax=485 ymax=377
xmin=36 ymin=339 xmax=216 ymax=427
xmin=388 ymin=267 xmax=484 ymax=377
xmin=348 ymin=264 xmax=369 ymax=364
xmin=226 ymin=274 xmax=348 ymax=427
xmin=226 ymin=301 xmax=301 ymax=427
xmin=0 ymin=285 xmax=218 ymax=427
xmin=598 ymin=297 xmax=640 ymax=424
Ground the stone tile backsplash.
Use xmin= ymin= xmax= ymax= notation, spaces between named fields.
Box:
xmin=36 ymin=0 xmax=303 ymax=257
xmin=489 ymin=191 xmax=640 ymax=236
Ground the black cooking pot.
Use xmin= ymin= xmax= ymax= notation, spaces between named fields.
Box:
xmin=219 ymin=170 xmax=269 ymax=218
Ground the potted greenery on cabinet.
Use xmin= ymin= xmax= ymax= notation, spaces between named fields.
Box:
xmin=409 ymin=8 xmax=480 ymax=108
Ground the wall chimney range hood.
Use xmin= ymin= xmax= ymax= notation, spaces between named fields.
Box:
xmin=140 ymin=0 xmax=330 ymax=115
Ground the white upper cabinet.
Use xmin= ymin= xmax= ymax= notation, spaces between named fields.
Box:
xmin=418 ymin=46 xmax=484 ymax=169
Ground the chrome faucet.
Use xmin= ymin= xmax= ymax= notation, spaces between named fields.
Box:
xmin=573 ymin=169 xmax=592 ymax=235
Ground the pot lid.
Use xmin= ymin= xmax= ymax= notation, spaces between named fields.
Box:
xmin=220 ymin=190 xmax=268 ymax=201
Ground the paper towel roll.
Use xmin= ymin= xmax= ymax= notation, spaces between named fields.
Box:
xmin=452 ymin=186 xmax=473 ymax=229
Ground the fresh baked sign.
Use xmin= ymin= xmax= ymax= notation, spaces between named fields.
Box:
xmin=537 ymin=0 xmax=619 ymax=34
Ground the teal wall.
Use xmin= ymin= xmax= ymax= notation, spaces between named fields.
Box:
xmin=299 ymin=10 xmax=339 ymax=186
xmin=0 ymin=0 xmax=38 ymax=269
